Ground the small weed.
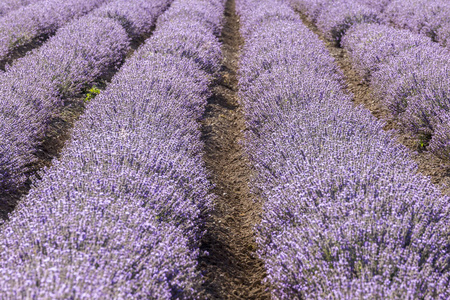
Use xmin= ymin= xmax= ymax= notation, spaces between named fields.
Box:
xmin=84 ymin=86 xmax=101 ymax=103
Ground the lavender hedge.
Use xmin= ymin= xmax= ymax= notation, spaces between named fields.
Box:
xmin=0 ymin=0 xmax=42 ymax=16
xmin=341 ymin=24 xmax=435 ymax=79
xmin=0 ymin=0 xmax=173 ymax=207
xmin=288 ymin=0 xmax=382 ymax=43
xmin=0 ymin=0 xmax=225 ymax=297
xmin=92 ymin=0 xmax=169 ymax=38
xmin=291 ymin=0 xmax=449 ymax=49
xmin=237 ymin=0 xmax=450 ymax=298
xmin=289 ymin=0 xmax=450 ymax=158
xmin=0 ymin=0 xmax=111 ymax=65
xmin=384 ymin=0 xmax=450 ymax=47
xmin=342 ymin=24 xmax=450 ymax=159
xmin=315 ymin=0 xmax=380 ymax=44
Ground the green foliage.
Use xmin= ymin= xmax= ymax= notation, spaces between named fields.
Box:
xmin=84 ymin=86 xmax=101 ymax=103
xmin=418 ymin=133 xmax=431 ymax=150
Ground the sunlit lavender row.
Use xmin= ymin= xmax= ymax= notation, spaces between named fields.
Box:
xmin=289 ymin=0 xmax=450 ymax=159
xmin=237 ymin=0 xmax=450 ymax=298
xmin=92 ymin=0 xmax=170 ymax=38
xmin=289 ymin=0 xmax=382 ymax=43
xmin=0 ymin=0 xmax=109 ymax=64
xmin=0 ymin=0 xmax=42 ymax=16
xmin=384 ymin=0 xmax=450 ymax=48
xmin=342 ymin=24 xmax=450 ymax=159
xmin=289 ymin=0 xmax=450 ymax=49
xmin=0 ymin=0 xmax=225 ymax=297
xmin=0 ymin=0 xmax=172 ymax=208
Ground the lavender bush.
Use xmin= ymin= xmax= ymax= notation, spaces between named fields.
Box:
xmin=0 ymin=0 xmax=225 ymax=297
xmin=0 ymin=0 xmax=110 ymax=65
xmin=343 ymin=24 xmax=450 ymax=158
xmin=0 ymin=0 xmax=42 ymax=16
xmin=0 ymin=15 xmax=129 ymax=200
xmin=92 ymin=0 xmax=169 ymax=38
xmin=316 ymin=0 xmax=381 ymax=44
xmin=237 ymin=0 xmax=450 ymax=298
xmin=0 ymin=0 xmax=174 ymax=207
xmin=289 ymin=0 xmax=383 ymax=42
xmin=138 ymin=0 xmax=224 ymax=74
xmin=354 ymin=0 xmax=393 ymax=12
xmin=157 ymin=0 xmax=225 ymax=35
xmin=341 ymin=24 xmax=435 ymax=78
xmin=287 ymin=0 xmax=328 ymax=23
xmin=384 ymin=0 xmax=450 ymax=47
xmin=437 ymin=23 xmax=450 ymax=48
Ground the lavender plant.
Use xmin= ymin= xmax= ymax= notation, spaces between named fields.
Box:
xmin=0 ymin=0 xmax=174 ymax=209
xmin=343 ymin=24 xmax=450 ymax=158
xmin=0 ymin=0 xmax=110 ymax=65
xmin=0 ymin=0 xmax=42 ymax=16
xmin=287 ymin=0 xmax=329 ymax=23
xmin=237 ymin=0 xmax=450 ymax=298
xmin=289 ymin=0 xmax=383 ymax=42
xmin=384 ymin=0 xmax=450 ymax=47
xmin=0 ymin=0 xmax=225 ymax=297
xmin=316 ymin=0 xmax=381 ymax=44
xmin=92 ymin=0 xmax=169 ymax=38
xmin=341 ymin=24 xmax=435 ymax=79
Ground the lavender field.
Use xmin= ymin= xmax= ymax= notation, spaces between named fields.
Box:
xmin=0 ymin=0 xmax=449 ymax=299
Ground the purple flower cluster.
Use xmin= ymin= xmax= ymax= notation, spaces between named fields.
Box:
xmin=343 ymin=24 xmax=450 ymax=158
xmin=315 ymin=0 xmax=381 ymax=44
xmin=92 ymin=0 xmax=169 ymax=38
xmin=139 ymin=0 xmax=223 ymax=74
xmin=289 ymin=0 xmax=382 ymax=43
xmin=0 ymin=0 xmax=110 ymax=64
xmin=291 ymin=0 xmax=450 ymax=50
xmin=352 ymin=0 xmax=392 ymax=12
xmin=341 ymin=24 xmax=435 ymax=79
xmin=0 ymin=0 xmax=224 ymax=297
xmin=237 ymin=0 xmax=450 ymax=298
xmin=290 ymin=0 xmax=450 ymax=158
xmin=384 ymin=0 xmax=450 ymax=47
xmin=0 ymin=0 xmax=174 ymax=206
xmin=0 ymin=0 xmax=42 ymax=16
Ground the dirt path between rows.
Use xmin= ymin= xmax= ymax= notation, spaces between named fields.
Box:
xmin=198 ymin=0 xmax=270 ymax=298
xmin=296 ymin=12 xmax=450 ymax=195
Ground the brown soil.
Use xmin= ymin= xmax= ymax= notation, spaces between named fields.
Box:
xmin=0 ymin=15 xmax=167 ymax=220
xmin=198 ymin=0 xmax=270 ymax=299
xmin=297 ymin=12 xmax=450 ymax=195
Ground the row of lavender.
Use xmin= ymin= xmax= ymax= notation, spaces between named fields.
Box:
xmin=0 ymin=0 xmax=110 ymax=65
xmin=237 ymin=0 xmax=450 ymax=298
xmin=343 ymin=25 xmax=450 ymax=159
xmin=289 ymin=0 xmax=450 ymax=49
xmin=0 ymin=0 xmax=225 ymax=297
xmin=384 ymin=0 xmax=449 ymax=48
xmin=0 ymin=0 xmax=42 ymax=17
xmin=0 ymin=0 xmax=170 ymax=209
xmin=289 ymin=0 xmax=450 ymax=160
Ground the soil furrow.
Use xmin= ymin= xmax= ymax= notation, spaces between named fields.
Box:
xmin=296 ymin=11 xmax=450 ymax=195
xmin=198 ymin=0 xmax=270 ymax=298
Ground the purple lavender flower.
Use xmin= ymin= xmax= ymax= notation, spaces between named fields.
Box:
xmin=0 ymin=0 xmax=110 ymax=64
xmin=237 ymin=0 xmax=450 ymax=298
xmin=0 ymin=0 xmax=225 ymax=297
xmin=384 ymin=0 xmax=450 ymax=46
xmin=0 ymin=0 xmax=42 ymax=16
